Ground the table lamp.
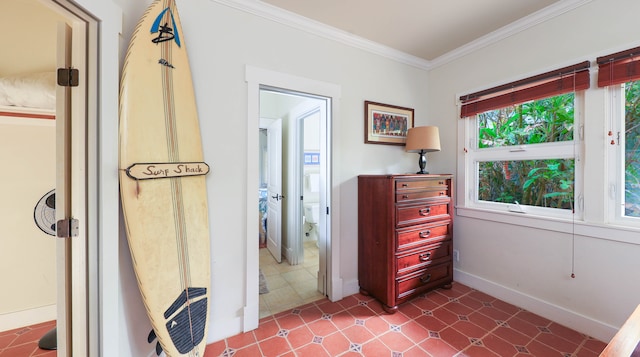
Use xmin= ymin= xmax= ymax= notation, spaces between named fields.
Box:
xmin=405 ymin=126 xmax=441 ymax=174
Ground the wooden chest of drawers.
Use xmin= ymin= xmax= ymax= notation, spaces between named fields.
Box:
xmin=358 ymin=174 xmax=453 ymax=313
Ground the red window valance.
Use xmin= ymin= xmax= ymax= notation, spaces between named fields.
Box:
xmin=597 ymin=46 xmax=640 ymax=87
xmin=459 ymin=61 xmax=591 ymax=118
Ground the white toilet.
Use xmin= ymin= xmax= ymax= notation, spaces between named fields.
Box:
xmin=303 ymin=172 xmax=320 ymax=241
xmin=303 ymin=202 xmax=319 ymax=240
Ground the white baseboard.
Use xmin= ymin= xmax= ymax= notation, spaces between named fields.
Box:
xmin=0 ymin=304 xmax=56 ymax=332
xmin=242 ymin=304 xmax=259 ymax=333
xmin=342 ymin=278 xmax=359 ymax=299
xmin=209 ymin=313 xmax=243 ymax=344
xmin=454 ymin=269 xmax=617 ymax=343
xmin=284 ymin=246 xmax=293 ymax=264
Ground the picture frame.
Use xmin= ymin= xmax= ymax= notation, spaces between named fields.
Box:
xmin=364 ymin=101 xmax=414 ymax=145
xmin=304 ymin=151 xmax=320 ymax=165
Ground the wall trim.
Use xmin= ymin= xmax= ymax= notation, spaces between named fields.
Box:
xmin=430 ymin=0 xmax=593 ymax=68
xmin=213 ymin=0 xmax=430 ymax=70
xmin=0 ymin=304 xmax=56 ymax=332
xmin=454 ymin=269 xmax=617 ymax=343
xmin=457 ymin=207 xmax=640 ymax=246
xmin=213 ymin=0 xmax=593 ymax=70
xmin=284 ymin=246 xmax=294 ymax=265
xmin=244 ymin=65 xmax=342 ymax=333
xmin=342 ymin=278 xmax=359 ymax=299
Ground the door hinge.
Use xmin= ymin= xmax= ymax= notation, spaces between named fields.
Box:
xmin=57 ymin=218 xmax=79 ymax=238
xmin=57 ymin=67 xmax=79 ymax=87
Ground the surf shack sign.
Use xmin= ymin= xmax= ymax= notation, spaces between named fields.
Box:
xmin=126 ymin=162 xmax=210 ymax=180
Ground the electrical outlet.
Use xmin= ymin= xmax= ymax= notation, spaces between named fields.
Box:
xmin=453 ymin=249 xmax=460 ymax=262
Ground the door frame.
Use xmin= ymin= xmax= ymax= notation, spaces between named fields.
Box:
xmin=46 ymin=0 xmax=122 ymax=356
xmin=50 ymin=1 xmax=95 ymax=355
xmin=46 ymin=0 xmax=117 ymax=355
xmin=244 ymin=65 xmax=342 ymax=331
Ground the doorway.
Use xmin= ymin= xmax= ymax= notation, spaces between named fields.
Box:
xmin=0 ymin=0 xmax=97 ymax=355
xmin=245 ymin=65 xmax=342 ymax=332
xmin=0 ymin=0 xmax=63 ymax=339
xmin=257 ymin=88 xmax=329 ymax=317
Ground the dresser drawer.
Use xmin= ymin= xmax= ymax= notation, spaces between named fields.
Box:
xmin=396 ymin=240 xmax=452 ymax=275
xmin=396 ymin=262 xmax=452 ymax=300
xmin=396 ymin=221 xmax=450 ymax=251
xmin=396 ymin=200 xmax=450 ymax=227
xmin=396 ymin=189 xmax=448 ymax=203
xmin=396 ymin=179 xmax=448 ymax=191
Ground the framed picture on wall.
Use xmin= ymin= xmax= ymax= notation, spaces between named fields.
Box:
xmin=364 ymin=101 xmax=414 ymax=145
xmin=304 ymin=152 xmax=320 ymax=165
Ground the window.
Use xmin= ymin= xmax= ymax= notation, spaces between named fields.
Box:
xmin=460 ymin=63 xmax=589 ymax=217
xmin=623 ymin=81 xmax=640 ymax=218
xmin=598 ymin=47 xmax=640 ymax=223
xmin=608 ymin=81 xmax=640 ymax=220
xmin=467 ymin=95 xmax=581 ymax=216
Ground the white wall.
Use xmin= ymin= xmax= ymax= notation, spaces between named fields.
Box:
xmin=57 ymin=0 xmax=640 ymax=353
xmin=428 ymin=0 xmax=640 ymax=342
xmin=82 ymin=0 xmax=640 ymax=352
xmin=112 ymin=0 xmax=426 ymax=351
xmin=0 ymin=119 xmax=56 ymax=329
xmin=0 ymin=0 xmax=64 ymax=76
xmin=0 ymin=0 xmax=62 ymax=331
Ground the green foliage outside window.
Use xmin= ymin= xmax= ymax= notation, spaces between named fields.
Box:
xmin=478 ymin=159 xmax=574 ymax=210
xmin=478 ymin=94 xmax=574 ymax=148
xmin=477 ymin=94 xmax=575 ymax=210
xmin=624 ymin=81 xmax=640 ymax=217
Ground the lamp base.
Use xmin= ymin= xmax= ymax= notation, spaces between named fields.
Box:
xmin=415 ymin=151 xmax=428 ymax=174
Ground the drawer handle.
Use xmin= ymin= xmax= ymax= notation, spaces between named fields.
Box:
xmin=402 ymin=194 xmax=409 ymax=199
xmin=420 ymin=274 xmax=432 ymax=284
xmin=402 ymin=183 xmax=408 ymax=187
xmin=419 ymin=252 xmax=431 ymax=261
xmin=439 ymin=191 xmax=445 ymax=196
xmin=419 ymin=207 xmax=431 ymax=216
xmin=419 ymin=230 xmax=431 ymax=238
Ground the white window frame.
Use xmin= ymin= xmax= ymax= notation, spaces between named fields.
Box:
xmin=458 ymin=93 xmax=585 ymax=220
xmin=607 ymin=83 xmax=640 ymax=226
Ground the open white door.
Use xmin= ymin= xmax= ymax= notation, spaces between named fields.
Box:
xmin=317 ymin=99 xmax=329 ymax=296
xmin=56 ymin=23 xmax=72 ymax=357
xmin=266 ymin=119 xmax=283 ymax=263
xmin=56 ymin=21 xmax=73 ymax=357
xmin=56 ymin=18 xmax=88 ymax=356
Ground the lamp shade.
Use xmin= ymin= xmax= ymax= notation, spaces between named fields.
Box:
xmin=405 ymin=126 xmax=441 ymax=153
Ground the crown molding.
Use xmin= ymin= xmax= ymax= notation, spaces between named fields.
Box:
xmin=211 ymin=0 xmax=593 ymax=71
xmin=429 ymin=0 xmax=594 ymax=69
xmin=211 ymin=0 xmax=432 ymax=70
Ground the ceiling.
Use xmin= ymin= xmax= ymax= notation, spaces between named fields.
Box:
xmin=259 ymin=0 xmax=561 ymax=62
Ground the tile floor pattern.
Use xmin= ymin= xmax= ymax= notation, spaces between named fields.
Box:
xmin=0 ymin=320 xmax=56 ymax=357
xmin=205 ymin=282 xmax=607 ymax=357
xmin=1 ymin=284 xmax=608 ymax=357
xmin=0 ymin=243 xmax=323 ymax=356
xmin=260 ymin=241 xmax=324 ymax=318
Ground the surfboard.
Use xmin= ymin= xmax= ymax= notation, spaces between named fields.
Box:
xmin=119 ymin=1 xmax=210 ymax=356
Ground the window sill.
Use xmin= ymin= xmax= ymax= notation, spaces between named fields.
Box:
xmin=456 ymin=206 xmax=640 ymax=245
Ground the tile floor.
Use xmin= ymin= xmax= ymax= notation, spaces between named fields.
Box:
xmin=205 ymin=282 xmax=608 ymax=357
xmin=259 ymin=241 xmax=324 ymax=318
xmin=0 ymin=320 xmax=56 ymax=357
xmin=0 ymin=243 xmax=323 ymax=357
xmin=2 ymin=279 xmax=609 ymax=356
